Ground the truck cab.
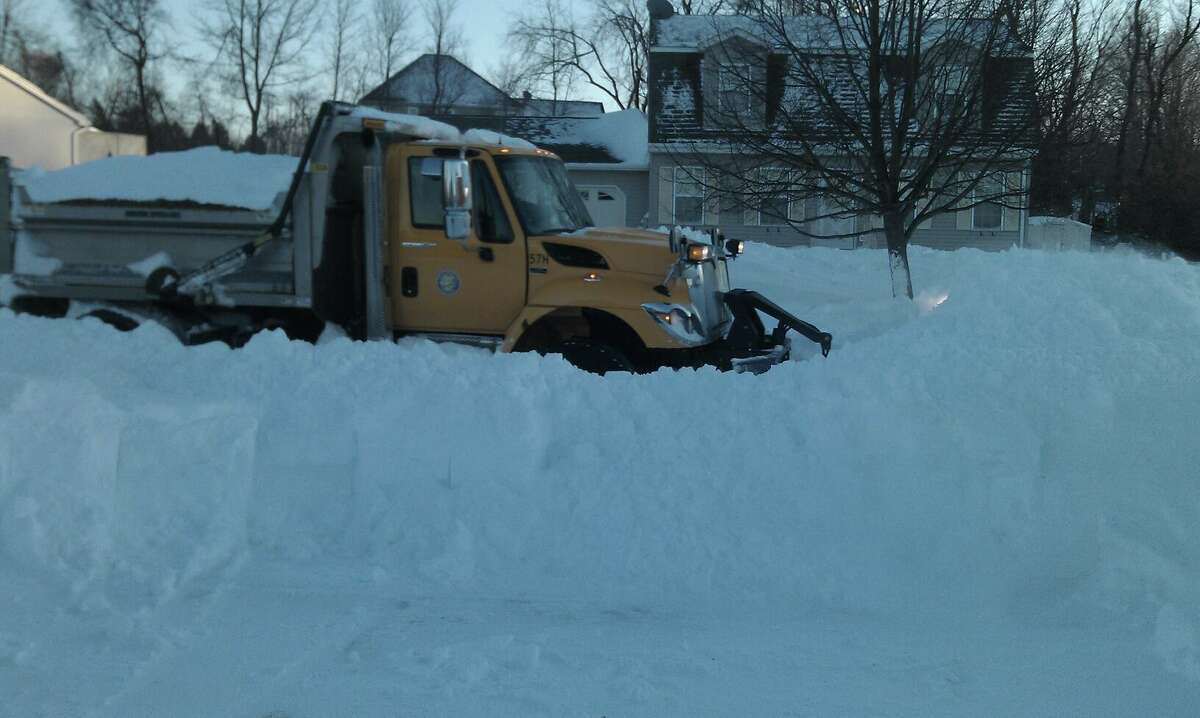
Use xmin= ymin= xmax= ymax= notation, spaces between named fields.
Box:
xmin=380 ymin=138 xmax=831 ymax=373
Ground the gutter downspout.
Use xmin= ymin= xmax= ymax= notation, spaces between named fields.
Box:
xmin=69 ymin=124 xmax=91 ymax=166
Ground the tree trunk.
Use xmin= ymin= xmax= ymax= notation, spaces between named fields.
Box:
xmin=249 ymin=108 xmax=261 ymax=153
xmin=135 ymin=63 xmax=153 ymax=152
xmin=884 ymin=210 xmax=913 ymax=300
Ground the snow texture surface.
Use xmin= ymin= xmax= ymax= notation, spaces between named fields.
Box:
xmin=349 ymin=105 xmax=461 ymax=141
xmin=562 ymin=109 xmax=649 ymax=167
xmin=16 ymin=147 xmax=297 ymax=210
xmin=461 ymin=128 xmax=537 ymax=149
xmin=1 ymin=246 xmax=1199 ymax=716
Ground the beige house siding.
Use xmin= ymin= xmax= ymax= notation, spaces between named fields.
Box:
xmin=0 ymin=65 xmax=145 ymax=170
xmin=649 ymin=152 xmax=1026 ymax=250
xmin=77 ymin=130 xmax=148 ymax=164
xmin=0 ymin=73 xmax=86 ymax=170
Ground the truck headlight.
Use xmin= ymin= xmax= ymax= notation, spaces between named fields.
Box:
xmin=642 ymin=302 xmax=707 ymax=346
xmin=725 ymin=239 xmax=744 ymax=256
xmin=686 ymin=244 xmax=711 ymax=262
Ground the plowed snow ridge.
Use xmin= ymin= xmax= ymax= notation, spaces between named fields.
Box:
xmin=2 ymin=244 xmax=1199 ymax=715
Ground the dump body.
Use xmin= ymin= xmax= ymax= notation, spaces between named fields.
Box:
xmin=3 ymin=183 xmax=300 ymax=306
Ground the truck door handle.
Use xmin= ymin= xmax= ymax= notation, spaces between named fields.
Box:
xmin=478 ymin=248 xmax=494 ymax=262
xmin=401 ymin=266 xmax=418 ymax=297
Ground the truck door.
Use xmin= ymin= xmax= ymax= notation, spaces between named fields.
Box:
xmin=388 ymin=146 xmax=526 ymax=335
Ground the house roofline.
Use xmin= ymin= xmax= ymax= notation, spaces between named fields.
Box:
xmin=0 ymin=64 xmax=91 ymax=128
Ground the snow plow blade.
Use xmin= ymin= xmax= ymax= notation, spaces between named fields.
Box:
xmin=721 ymin=289 xmax=832 ymax=373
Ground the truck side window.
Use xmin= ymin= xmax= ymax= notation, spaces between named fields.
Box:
xmin=408 ymin=157 xmax=445 ymax=229
xmin=409 ymin=157 xmax=512 ymax=243
xmin=471 ymin=160 xmax=513 ymax=244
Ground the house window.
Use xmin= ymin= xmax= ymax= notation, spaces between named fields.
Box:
xmin=758 ymin=168 xmax=790 ymax=225
xmin=673 ymin=166 xmax=705 ymax=224
xmin=935 ymin=66 xmax=968 ymax=123
xmin=973 ymin=175 xmax=1003 ymax=230
xmin=719 ymin=64 xmax=752 ymax=114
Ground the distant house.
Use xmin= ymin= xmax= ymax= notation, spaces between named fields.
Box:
xmin=359 ymin=54 xmax=603 ymax=118
xmin=645 ymin=10 xmax=1035 ymax=250
xmin=0 ymin=64 xmax=145 ymax=171
xmin=360 ymin=55 xmax=650 ymax=227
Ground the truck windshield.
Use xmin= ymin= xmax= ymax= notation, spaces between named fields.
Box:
xmin=495 ymin=156 xmax=593 ymax=235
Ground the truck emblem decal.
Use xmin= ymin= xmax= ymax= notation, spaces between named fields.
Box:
xmin=436 ymin=270 xmax=460 ymax=295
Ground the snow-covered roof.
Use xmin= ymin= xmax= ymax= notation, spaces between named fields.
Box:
xmin=505 ymin=110 xmax=649 ymax=169
xmin=0 ymin=63 xmax=91 ymax=128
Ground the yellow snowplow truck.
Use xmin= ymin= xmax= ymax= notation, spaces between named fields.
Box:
xmin=0 ymin=102 xmax=830 ymax=373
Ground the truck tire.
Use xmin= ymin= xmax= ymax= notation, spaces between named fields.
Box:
xmin=558 ymin=339 xmax=635 ymax=375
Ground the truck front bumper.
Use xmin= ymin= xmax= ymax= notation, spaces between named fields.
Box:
xmin=717 ymin=289 xmax=832 ymax=373
xmin=640 ymin=288 xmax=831 ymax=373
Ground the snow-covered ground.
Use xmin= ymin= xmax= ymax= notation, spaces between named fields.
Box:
xmin=2 ymin=245 xmax=1199 ymax=716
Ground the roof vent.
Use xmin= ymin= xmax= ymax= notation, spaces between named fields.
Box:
xmin=647 ymin=0 xmax=675 ymax=20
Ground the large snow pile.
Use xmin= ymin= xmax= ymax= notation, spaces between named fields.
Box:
xmin=2 ymin=246 xmax=1199 ymax=715
xmin=16 ymin=146 xmax=298 ymax=210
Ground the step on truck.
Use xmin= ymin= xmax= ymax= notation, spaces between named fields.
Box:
xmin=0 ymin=101 xmax=831 ymax=373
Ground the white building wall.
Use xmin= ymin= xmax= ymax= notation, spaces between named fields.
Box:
xmin=0 ymin=80 xmax=82 ymax=170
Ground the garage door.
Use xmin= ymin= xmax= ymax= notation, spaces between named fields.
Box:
xmin=577 ymin=185 xmax=627 ymax=227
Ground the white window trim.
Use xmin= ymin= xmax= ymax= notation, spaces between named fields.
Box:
xmin=673 ymin=166 xmax=705 ymax=225
xmin=971 ymin=175 xmax=1005 ymax=231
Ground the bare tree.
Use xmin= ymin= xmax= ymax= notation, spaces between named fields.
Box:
xmin=422 ymin=0 xmax=466 ymax=113
xmin=510 ymin=0 xmax=578 ymax=111
xmin=69 ymin=0 xmax=165 ymax=147
xmin=489 ymin=54 xmax=536 ymax=98
xmin=370 ymin=0 xmax=411 ymax=94
xmin=510 ymin=0 xmax=651 ymax=110
xmin=0 ymin=0 xmax=27 ymax=66
xmin=327 ymin=0 xmax=358 ymax=101
xmin=1027 ymin=0 xmax=1120 ymax=218
xmin=684 ymin=0 xmax=1037 ymax=298
xmin=200 ymin=0 xmax=320 ymax=152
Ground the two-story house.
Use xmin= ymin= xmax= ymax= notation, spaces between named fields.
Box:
xmin=645 ymin=8 xmax=1036 ymax=250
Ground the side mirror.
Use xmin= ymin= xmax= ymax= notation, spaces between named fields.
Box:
xmin=668 ymin=225 xmax=681 ymax=253
xmin=442 ymin=158 xmax=472 ymax=240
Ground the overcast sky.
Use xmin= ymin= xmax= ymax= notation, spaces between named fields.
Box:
xmin=145 ymin=0 xmax=611 ymax=111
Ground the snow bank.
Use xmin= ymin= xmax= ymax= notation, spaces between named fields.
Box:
xmin=1 ymin=247 xmax=1199 ymax=679
xmin=17 ymin=147 xmax=297 ymax=210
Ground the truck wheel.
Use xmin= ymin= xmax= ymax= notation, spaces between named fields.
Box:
xmin=558 ymin=339 xmax=635 ymax=375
